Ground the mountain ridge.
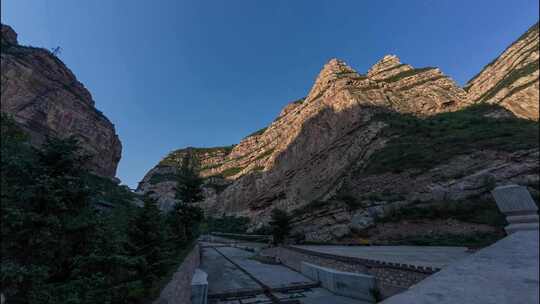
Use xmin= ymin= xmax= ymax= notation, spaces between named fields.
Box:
xmin=138 ymin=21 xmax=539 ymax=242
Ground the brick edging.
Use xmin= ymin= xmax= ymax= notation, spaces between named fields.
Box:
xmin=283 ymin=246 xmax=439 ymax=274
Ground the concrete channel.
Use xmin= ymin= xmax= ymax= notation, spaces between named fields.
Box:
xmin=199 ymin=242 xmax=365 ymax=304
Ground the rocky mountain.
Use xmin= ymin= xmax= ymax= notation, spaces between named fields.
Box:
xmin=1 ymin=24 xmax=122 ymax=177
xmin=465 ymin=22 xmax=539 ymax=120
xmin=139 ymin=22 xmax=539 ymax=242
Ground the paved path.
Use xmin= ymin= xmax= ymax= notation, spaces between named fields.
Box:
xmin=200 ymin=244 xmax=366 ymax=303
xmin=382 ymin=231 xmax=539 ymax=304
xmin=217 ymin=247 xmax=313 ymax=289
xmin=200 ymin=246 xmax=260 ymax=294
xmin=292 ymin=245 xmax=470 ymax=268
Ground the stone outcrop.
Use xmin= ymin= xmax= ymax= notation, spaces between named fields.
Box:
xmin=1 ymin=24 xmax=122 ymax=177
xmin=465 ymin=22 xmax=539 ymax=120
xmin=139 ymin=22 xmax=539 ymax=241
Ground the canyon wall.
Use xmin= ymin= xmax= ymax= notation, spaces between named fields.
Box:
xmin=139 ymin=22 xmax=539 ymax=241
xmin=1 ymin=24 xmax=122 ymax=177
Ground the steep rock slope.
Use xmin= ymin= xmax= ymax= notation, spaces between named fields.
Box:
xmin=140 ymin=55 xmax=470 ymax=212
xmin=465 ymin=22 xmax=539 ymax=120
xmin=1 ymin=24 xmax=122 ymax=177
xmin=139 ymin=22 xmax=539 ymax=242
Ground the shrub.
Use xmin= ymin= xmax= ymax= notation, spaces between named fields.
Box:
xmin=270 ymin=209 xmax=291 ymax=244
xmin=221 ymin=166 xmax=244 ymax=177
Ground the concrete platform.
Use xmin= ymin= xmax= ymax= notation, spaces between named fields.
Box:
xmin=292 ymin=245 xmax=470 ymax=268
xmin=200 ymin=247 xmax=260 ymax=294
xmin=382 ymin=231 xmax=539 ymax=304
xmin=301 ymin=262 xmax=375 ymax=302
xmin=217 ymin=247 xmax=314 ymax=289
xmin=202 ymin=245 xmax=371 ymax=303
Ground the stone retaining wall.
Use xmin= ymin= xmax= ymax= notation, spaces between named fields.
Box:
xmin=261 ymin=246 xmax=433 ymax=299
xmin=154 ymin=244 xmax=201 ymax=304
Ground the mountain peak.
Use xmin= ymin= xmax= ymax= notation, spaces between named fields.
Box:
xmin=367 ymin=54 xmax=415 ymax=80
xmin=1 ymin=24 xmax=18 ymax=45
xmin=305 ymin=58 xmax=359 ymax=101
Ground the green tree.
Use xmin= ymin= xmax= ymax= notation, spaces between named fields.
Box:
xmin=1 ymin=114 xmax=141 ymax=303
xmin=174 ymin=155 xmax=203 ymax=203
xmin=127 ymin=197 xmax=165 ymax=294
xmin=170 ymin=203 xmax=204 ymax=241
xmin=269 ymin=208 xmax=291 ymax=245
xmin=168 ymin=155 xmax=204 ymax=242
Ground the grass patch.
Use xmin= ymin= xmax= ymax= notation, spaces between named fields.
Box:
xmin=254 ymin=148 xmax=275 ymax=161
xmin=221 ymin=166 xmax=244 ymax=177
xmin=366 ymin=104 xmax=539 ymax=174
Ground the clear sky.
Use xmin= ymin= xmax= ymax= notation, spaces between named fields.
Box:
xmin=2 ymin=0 xmax=538 ymax=188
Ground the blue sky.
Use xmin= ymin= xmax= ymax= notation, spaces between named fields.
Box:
xmin=2 ymin=0 xmax=538 ymax=188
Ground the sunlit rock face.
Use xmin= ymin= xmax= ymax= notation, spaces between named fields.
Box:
xmin=139 ymin=22 xmax=539 ymax=241
xmin=1 ymin=24 xmax=122 ymax=177
xmin=465 ymin=22 xmax=539 ymax=121
xmin=140 ymin=54 xmax=471 ymax=215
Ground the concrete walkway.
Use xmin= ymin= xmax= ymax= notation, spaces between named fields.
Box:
xmin=200 ymin=246 xmax=260 ymax=294
xmin=292 ymin=245 xmax=470 ymax=268
xmin=217 ymin=246 xmax=313 ymax=289
xmin=200 ymin=244 xmax=368 ymax=303
xmin=382 ymin=231 xmax=539 ymax=304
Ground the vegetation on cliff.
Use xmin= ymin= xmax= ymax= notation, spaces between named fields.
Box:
xmin=366 ymin=104 xmax=539 ymax=174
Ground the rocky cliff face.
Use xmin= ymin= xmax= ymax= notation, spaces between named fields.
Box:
xmin=465 ymin=22 xmax=539 ymax=120
xmin=138 ymin=146 xmax=234 ymax=210
xmin=1 ymin=24 xmax=122 ymax=177
xmin=139 ymin=22 xmax=539 ymax=241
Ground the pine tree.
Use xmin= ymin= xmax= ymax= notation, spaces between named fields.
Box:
xmin=168 ymin=154 xmax=205 ymax=242
xmin=269 ymin=208 xmax=291 ymax=245
xmin=174 ymin=155 xmax=203 ymax=203
xmin=1 ymin=114 xmax=143 ymax=303
xmin=128 ymin=197 xmax=165 ymax=294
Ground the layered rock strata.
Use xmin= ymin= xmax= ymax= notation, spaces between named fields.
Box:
xmin=465 ymin=22 xmax=539 ymax=120
xmin=1 ymin=24 xmax=122 ymax=177
xmin=139 ymin=22 xmax=539 ymax=241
